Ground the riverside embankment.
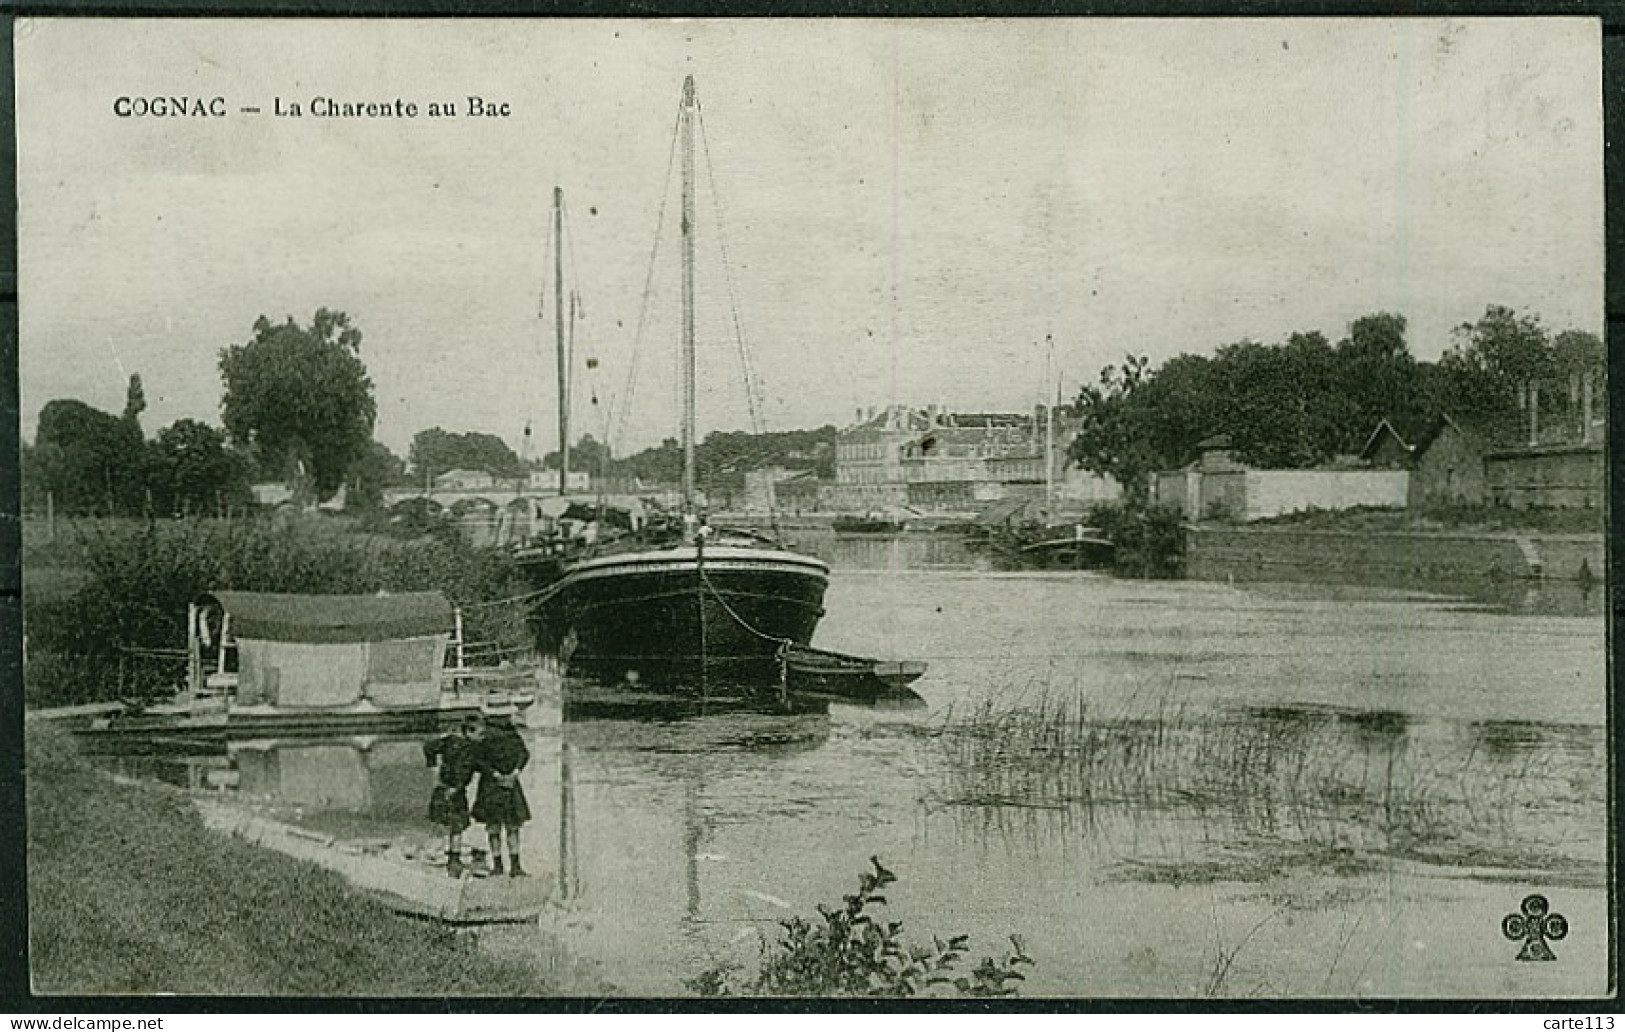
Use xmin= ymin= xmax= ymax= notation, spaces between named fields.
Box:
xmin=1186 ymin=524 xmax=1604 ymax=589
xmin=25 ymin=722 xmax=601 ymax=995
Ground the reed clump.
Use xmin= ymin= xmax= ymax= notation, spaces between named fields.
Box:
xmin=932 ymin=692 xmax=1603 ymax=878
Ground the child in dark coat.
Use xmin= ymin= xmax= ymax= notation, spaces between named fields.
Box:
xmin=472 ymin=714 xmax=531 ymax=877
xmin=423 ymin=715 xmax=483 ymax=878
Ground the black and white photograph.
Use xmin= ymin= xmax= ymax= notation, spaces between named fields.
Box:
xmin=14 ymin=17 xmax=1610 ymax=999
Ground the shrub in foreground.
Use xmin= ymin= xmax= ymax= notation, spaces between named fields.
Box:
xmin=686 ymin=857 xmax=1033 ymax=997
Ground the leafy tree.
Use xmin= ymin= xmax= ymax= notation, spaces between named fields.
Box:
xmin=615 ymin=437 xmax=683 ymax=486
xmin=1281 ymin=329 xmax=1347 ymax=459
xmin=31 ymin=399 xmax=148 ymax=516
xmin=1549 ymin=329 xmax=1606 ymax=439
xmin=1431 ymin=305 xmax=1560 ymax=444
xmin=218 ymin=309 xmax=376 ymax=502
xmin=540 ymin=434 xmax=613 ymax=478
xmin=1067 ymin=354 xmax=1158 ymax=498
xmin=599 ymin=426 xmax=837 ymax=491
xmin=122 ymin=374 xmax=146 ymax=428
xmin=1121 ymin=353 xmax=1224 ymax=471
xmin=1066 ymin=313 xmax=1436 ymax=483
xmin=1210 ymin=339 xmax=1329 ymax=468
xmin=408 ymin=428 xmax=524 ymax=482
xmin=347 ymin=440 xmax=410 ymax=511
xmin=147 ymin=418 xmax=252 ymax=517
xmin=1334 ymin=313 xmax=1428 ymax=448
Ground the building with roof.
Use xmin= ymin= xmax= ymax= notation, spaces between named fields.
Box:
xmin=829 ymin=403 xmax=1105 ymax=512
xmin=1359 ymin=419 xmax=1414 ymax=469
xmin=1406 ymin=415 xmax=1491 ymax=509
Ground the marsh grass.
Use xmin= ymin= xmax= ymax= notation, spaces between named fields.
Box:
xmin=930 ymin=690 xmax=1604 ymax=880
xmin=23 ymin=516 xmax=532 ymax=706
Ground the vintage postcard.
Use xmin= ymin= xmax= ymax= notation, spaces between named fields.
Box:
xmin=15 ymin=17 xmax=1609 ymax=1000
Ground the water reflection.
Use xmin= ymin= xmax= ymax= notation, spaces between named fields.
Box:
xmin=87 ymin=733 xmax=443 ymax=843
xmin=559 ymin=679 xmax=831 ymax=722
xmin=795 ymin=530 xmax=983 ymax=571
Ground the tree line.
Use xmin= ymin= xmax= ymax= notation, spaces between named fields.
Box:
xmin=1066 ymin=305 xmax=1604 ymax=498
xmin=21 ymin=306 xmax=839 ymax=519
xmin=25 ymin=302 xmax=1600 ymax=519
xmin=23 ymin=310 xmax=396 ymax=518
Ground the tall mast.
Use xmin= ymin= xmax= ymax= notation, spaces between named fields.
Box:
xmin=680 ymin=75 xmax=698 ymax=512
xmin=554 ymin=186 xmax=570 ymax=497
xmin=1044 ymin=334 xmax=1056 ymax=506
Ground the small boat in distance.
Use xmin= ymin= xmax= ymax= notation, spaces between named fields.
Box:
xmin=1012 ymin=526 xmax=1116 ymax=570
xmin=516 ymin=77 xmax=830 ymax=691
xmin=832 ymin=509 xmax=912 ymax=535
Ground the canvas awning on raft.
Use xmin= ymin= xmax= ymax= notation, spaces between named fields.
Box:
xmin=200 ymin=591 xmax=454 ymax=644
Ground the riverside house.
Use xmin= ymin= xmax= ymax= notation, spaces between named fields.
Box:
xmin=1406 ymin=415 xmax=1490 ymax=509
xmin=827 ymin=404 xmax=1114 ymax=513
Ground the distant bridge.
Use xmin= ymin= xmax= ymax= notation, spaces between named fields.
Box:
xmin=382 ymin=486 xmax=661 ymax=515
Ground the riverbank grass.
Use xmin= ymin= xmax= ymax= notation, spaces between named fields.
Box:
xmin=26 ymin=723 xmax=576 ymax=995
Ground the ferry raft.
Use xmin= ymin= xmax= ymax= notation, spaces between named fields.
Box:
xmin=78 ymin=590 xmax=535 ymax=741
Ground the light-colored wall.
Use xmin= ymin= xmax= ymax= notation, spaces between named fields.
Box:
xmin=1200 ymin=470 xmax=1248 ymax=519
xmin=1154 ymin=467 xmax=1409 ymax=521
xmin=1154 ymin=470 xmax=1196 ymax=518
xmin=1241 ymin=470 xmax=1409 ymax=520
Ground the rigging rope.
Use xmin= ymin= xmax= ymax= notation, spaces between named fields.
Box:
xmin=457 ymin=575 xmax=571 ymax=612
xmin=534 ymin=187 xmax=557 ymax=445
xmin=695 ymin=99 xmax=765 ymax=440
xmin=611 ymin=100 xmax=686 ymax=459
xmin=696 ymin=98 xmax=785 ymax=543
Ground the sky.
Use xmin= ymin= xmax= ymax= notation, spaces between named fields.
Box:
xmin=15 ymin=17 xmax=1604 ymax=458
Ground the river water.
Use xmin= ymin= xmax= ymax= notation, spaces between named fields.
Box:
xmin=95 ymin=533 xmax=1610 ymax=998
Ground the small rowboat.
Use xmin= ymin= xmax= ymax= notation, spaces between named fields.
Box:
xmin=780 ymin=643 xmax=927 ymax=701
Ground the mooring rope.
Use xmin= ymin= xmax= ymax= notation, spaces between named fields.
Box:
xmin=456 ymin=577 xmax=570 ymax=612
xmin=697 ymin=564 xmax=795 ymax=703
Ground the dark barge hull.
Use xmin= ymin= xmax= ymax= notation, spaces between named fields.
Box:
xmin=522 ymin=544 xmax=830 ymax=690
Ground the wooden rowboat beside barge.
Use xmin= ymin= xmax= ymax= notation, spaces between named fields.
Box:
xmin=780 ymin=643 xmax=927 ymax=702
